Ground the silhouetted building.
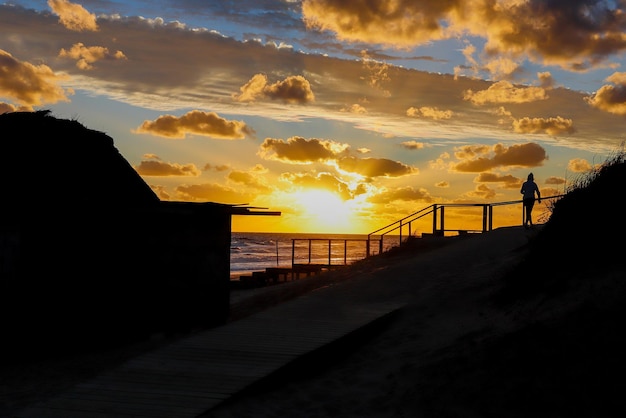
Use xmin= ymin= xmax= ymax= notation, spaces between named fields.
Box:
xmin=0 ymin=110 xmax=279 ymax=357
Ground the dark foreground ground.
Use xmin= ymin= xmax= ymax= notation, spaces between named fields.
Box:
xmin=3 ymin=226 xmax=625 ymax=417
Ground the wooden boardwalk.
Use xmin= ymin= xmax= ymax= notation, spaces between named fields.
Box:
xmin=15 ymin=288 xmax=403 ymax=418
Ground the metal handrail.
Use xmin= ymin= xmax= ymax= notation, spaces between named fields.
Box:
xmin=366 ymin=194 xmax=565 ymax=257
xmin=284 ymin=194 xmax=566 ymax=269
xmin=366 ymin=205 xmax=435 ymax=256
xmin=291 ymin=237 xmax=371 ymax=267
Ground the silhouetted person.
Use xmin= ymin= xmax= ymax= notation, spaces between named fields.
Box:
xmin=520 ymin=172 xmax=541 ymax=227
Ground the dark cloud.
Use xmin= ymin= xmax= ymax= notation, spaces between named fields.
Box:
xmin=302 ymin=0 xmax=626 ymax=70
xmin=368 ymin=186 xmax=433 ymax=204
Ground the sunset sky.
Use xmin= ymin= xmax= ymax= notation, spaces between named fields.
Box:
xmin=2 ymin=0 xmax=626 ymax=234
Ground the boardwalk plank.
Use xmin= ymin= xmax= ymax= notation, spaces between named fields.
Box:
xmin=16 ymin=298 xmax=403 ymax=418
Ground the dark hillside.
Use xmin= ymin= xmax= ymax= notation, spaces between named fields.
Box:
xmin=427 ymin=150 xmax=626 ymax=418
xmin=538 ymin=150 xmax=625 ymax=263
xmin=499 ymin=149 xmax=626 ymax=299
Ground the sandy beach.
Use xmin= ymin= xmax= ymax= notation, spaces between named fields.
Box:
xmin=2 ymin=224 xmax=625 ymax=417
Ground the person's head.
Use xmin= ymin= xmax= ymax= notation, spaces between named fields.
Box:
xmin=527 ymin=172 xmax=534 ymax=181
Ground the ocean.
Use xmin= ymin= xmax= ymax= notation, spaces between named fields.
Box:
xmin=230 ymin=232 xmax=401 ymax=279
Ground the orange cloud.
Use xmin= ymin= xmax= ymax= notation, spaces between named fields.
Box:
xmin=512 ymin=116 xmax=575 ymax=136
xmin=568 ymin=158 xmax=594 ymax=173
xmin=537 ymin=72 xmax=556 ymax=89
xmin=0 ymin=102 xmax=31 ymax=113
xmin=302 ymin=0 xmax=626 ymax=71
xmin=585 ymin=72 xmax=626 ymax=116
xmin=368 ymin=186 xmax=433 ymax=204
xmin=203 ymin=163 xmax=230 ymax=172
xmin=175 ymin=183 xmax=255 ymax=203
xmin=134 ymin=110 xmax=255 ymax=139
xmin=466 ymin=183 xmax=497 ymax=199
xmin=149 ymin=184 xmax=171 ymax=200
xmin=259 ymin=136 xmax=348 ymax=163
xmin=134 ymin=159 xmax=200 ymax=177
xmin=400 ymin=140 xmax=426 ymax=150
xmin=58 ymin=42 xmax=126 ymax=70
xmin=490 ymin=106 xmax=514 ymax=125
xmin=259 ymin=136 xmax=416 ymax=178
xmin=452 ymin=142 xmax=548 ymax=173
xmin=453 ymin=144 xmax=491 ymax=160
xmin=482 ymin=56 xmax=522 ymax=80
xmin=341 ymin=103 xmax=367 ymax=114
xmin=0 ymin=50 xmax=71 ymax=106
xmin=302 ymin=0 xmax=453 ymax=46
xmin=464 ymin=81 xmax=548 ymax=105
xmin=234 ymin=74 xmax=315 ymax=104
xmin=361 ymin=52 xmax=391 ymax=95
xmin=474 ymin=172 xmax=521 ymax=189
xmin=227 ymin=170 xmax=271 ymax=193
xmin=545 ymin=176 xmax=566 ymax=186
xmin=337 ymin=156 xmax=417 ymax=178
xmin=474 ymin=1 xmax=626 ymax=71
xmin=48 ymin=0 xmax=98 ymax=32
xmin=406 ymin=106 xmax=452 ymax=120
xmin=280 ymin=172 xmax=354 ymax=200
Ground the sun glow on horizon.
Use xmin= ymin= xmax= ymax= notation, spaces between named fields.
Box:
xmin=292 ymin=189 xmax=356 ymax=232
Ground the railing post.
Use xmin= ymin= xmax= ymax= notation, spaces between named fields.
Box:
xmin=488 ymin=205 xmax=493 ymax=231
xmin=482 ymin=204 xmax=488 ymax=232
xmin=308 ymin=239 xmax=312 ymax=264
xmin=328 ymin=239 xmax=331 ymax=265
xmin=379 ymin=236 xmax=383 ymax=255
xmin=439 ymin=206 xmax=445 ymax=235
xmin=344 ymin=240 xmax=347 ymax=264
xmin=399 ymin=221 xmax=403 ymax=246
xmin=291 ymin=239 xmax=295 ymax=268
xmin=366 ymin=236 xmax=370 ymax=257
xmin=432 ymin=204 xmax=438 ymax=234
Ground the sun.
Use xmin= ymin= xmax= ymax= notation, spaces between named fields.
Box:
xmin=294 ymin=189 xmax=353 ymax=231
